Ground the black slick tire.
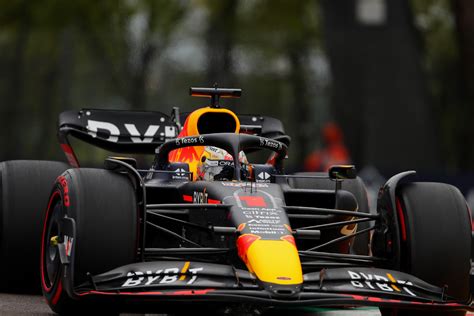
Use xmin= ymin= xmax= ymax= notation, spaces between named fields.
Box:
xmin=383 ymin=182 xmax=471 ymax=316
xmin=41 ymin=168 xmax=137 ymax=315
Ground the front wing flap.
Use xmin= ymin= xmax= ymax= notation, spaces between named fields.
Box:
xmin=79 ymin=261 xmax=257 ymax=291
xmin=73 ymin=261 xmax=472 ymax=311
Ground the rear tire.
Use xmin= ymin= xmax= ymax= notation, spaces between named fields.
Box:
xmin=289 ymin=172 xmax=371 ymax=255
xmin=382 ymin=182 xmax=470 ymax=316
xmin=0 ymin=160 xmax=69 ymax=292
xmin=41 ymin=168 xmax=137 ymax=314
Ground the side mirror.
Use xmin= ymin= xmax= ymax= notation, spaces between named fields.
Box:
xmin=329 ymin=165 xmax=357 ymax=180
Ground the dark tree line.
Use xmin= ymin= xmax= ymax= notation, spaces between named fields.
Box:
xmin=0 ymin=0 xmax=473 ymax=173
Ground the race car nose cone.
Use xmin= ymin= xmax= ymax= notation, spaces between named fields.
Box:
xmin=241 ymin=239 xmax=303 ymax=285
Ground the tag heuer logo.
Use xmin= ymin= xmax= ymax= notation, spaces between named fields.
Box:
xmin=175 ymin=168 xmax=187 ymax=177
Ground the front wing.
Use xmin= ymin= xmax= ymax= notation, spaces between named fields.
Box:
xmin=70 ymin=261 xmax=472 ymax=312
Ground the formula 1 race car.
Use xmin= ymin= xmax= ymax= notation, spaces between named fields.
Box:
xmin=0 ymin=87 xmax=472 ymax=315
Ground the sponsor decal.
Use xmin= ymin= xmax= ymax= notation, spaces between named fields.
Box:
xmin=348 ymin=270 xmax=416 ymax=297
xmin=124 ymin=124 xmax=160 ymax=143
xmin=241 ymin=206 xmax=286 ymax=234
xmin=64 ymin=235 xmax=74 ymax=257
xmin=183 ymin=191 xmax=220 ymax=204
xmin=245 ymin=222 xmax=287 ymax=235
xmin=207 ymin=146 xmax=221 ymax=153
xmin=57 ymin=176 xmax=70 ymax=207
xmin=121 ymin=263 xmax=203 ymax=287
xmin=256 ymin=171 xmax=271 ymax=183
xmin=87 ymin=119 xmax=176 ymax=143
xmin=242 ymin=209 xmax=281 ymax=223
xmin=87 ymin=120 xmax=119 ymax=142
xmin=172 ymin=168 xmax=188 ymax=180
xmin=193 ymin=190 xmax=208 ymax=204
xmin=221 ymin=182 xmax=269 ymax=188
xmin=259 ymin=137 xmax=282 ymax=150
xmin=218 ymin=160 xmax=234 ymax=167
xmin=174 ymin=168 xmax=187 ymax=176
xmin=175 ymin=136 xmax=205 ymax=146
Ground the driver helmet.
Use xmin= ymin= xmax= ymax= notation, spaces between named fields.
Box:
xmin=197 ymin=146 xmax=248 ymax=181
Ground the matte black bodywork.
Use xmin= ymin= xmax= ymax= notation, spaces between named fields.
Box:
xmin=49 ymin=106 xmax=473 ymax=313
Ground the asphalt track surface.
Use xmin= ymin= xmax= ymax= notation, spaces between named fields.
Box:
xmin=0 ymin=292 xmax=382 ymax=315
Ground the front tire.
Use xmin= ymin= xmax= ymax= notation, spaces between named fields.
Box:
xmin=41 ymin=168 xmax=137 ymax=314
xmin=383 ymin=182 xmax=471 ymax=316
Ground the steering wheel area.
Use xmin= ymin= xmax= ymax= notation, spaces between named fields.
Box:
xmin=155 ymin=133 xmax=288 ymax=181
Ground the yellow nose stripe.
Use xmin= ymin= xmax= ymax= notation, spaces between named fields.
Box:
xmin=246 ymin=240 xmax=303 ymax=285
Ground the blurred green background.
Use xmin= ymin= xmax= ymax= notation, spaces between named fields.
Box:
xmin=0 ymin=0 xmax=473 ymax=180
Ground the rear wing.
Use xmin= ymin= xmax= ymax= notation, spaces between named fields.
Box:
xmin=58 ymin=109 xmax=179 ymax=167
xmin=58 ymin=108 xmax=290 ymax=167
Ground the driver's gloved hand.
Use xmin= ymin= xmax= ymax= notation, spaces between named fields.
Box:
xmin=240 ymin=166 xmax=250 ymax=180
xmin=214 ymin=166 xmax=234 ymax=181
